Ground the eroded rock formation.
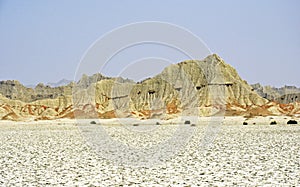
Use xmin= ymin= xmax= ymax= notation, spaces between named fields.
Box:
xmin=1 ymin=54 xmax=299 ymax=121
xmin=251 ymin=83 xmax=300 ymax=103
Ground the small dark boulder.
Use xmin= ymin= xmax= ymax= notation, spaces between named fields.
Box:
xmin=184 ymin=120 xmax=191 ymax=124
xmin=287 ymin=120 xmax=298 ymax=124
xmin=243 ymin=122 xmax=248 ymax=125
xmin=270 ymin=121 xmax=277 ymax=125
xmin=156 ymin=122 xmax=161 ymax=125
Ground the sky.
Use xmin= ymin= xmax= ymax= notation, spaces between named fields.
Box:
xmin=0 ymin=0 xmax=299 ymax=87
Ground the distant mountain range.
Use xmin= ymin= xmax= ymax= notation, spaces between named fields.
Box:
xmin=26 ymin=79 xmax=73 ymax=89
xmin=47 ymin=79 xmax=73 ymax=87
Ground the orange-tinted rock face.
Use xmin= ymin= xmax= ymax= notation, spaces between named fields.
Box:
xmin=166 ymin=99 xmax=179 ymax=114
xmin=1 ymin=96 xmax=300 ymax=121
xmin=98 ymin=110 xmax=116 ymax=119
xmin=2 ymin=111 xmax=21 ymax=121
xmin=140 ymin=110 xmax=151 ymax=119
xmin=279 ymin=103 xmax=295 ymax=112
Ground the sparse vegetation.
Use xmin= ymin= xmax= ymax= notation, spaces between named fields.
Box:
xmin=133 ymin=124 xmax=139 ymax=126
xmin=156 ymin=122 xmax=160 ymax=125
xmin=90 ymin=121 xmax=96 ymax=124
xmin=270 ymin=121 xmax=277 ymax=125
xmin=287 ymin=120 xmax=298 ymax=124
xmin=191 ymin=124 xmax=196 ymax=127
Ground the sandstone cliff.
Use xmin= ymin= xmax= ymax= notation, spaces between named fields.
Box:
xmin=71 ymin=54 xmax=268 ymax=119
xmin=1 ymin=54 xmax=299 ymax=121
xmin=0 ymin=80 xmax=74 ymax=102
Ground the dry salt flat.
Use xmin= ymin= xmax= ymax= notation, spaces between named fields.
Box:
xmin=0 ymin=117 xmax=299 ymax=186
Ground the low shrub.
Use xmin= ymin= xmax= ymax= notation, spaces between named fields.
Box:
xmin=191 ymin=124 xmax=196 ymax=127
xmin=90 ymin=121 xmax=97 ymax=124
xmin=156 ymin=122 xmax=161 ymax=125
xmin=243 ymin=122 xmax=248 ymax=125
xmin=133 ymin=124 xmax=139 ymax=126
xmin=270 ymin=121 xmax=277 ymax=125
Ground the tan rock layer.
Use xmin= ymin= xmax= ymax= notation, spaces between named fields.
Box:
xmin=0 ymin=54 xmax=298 ymax=121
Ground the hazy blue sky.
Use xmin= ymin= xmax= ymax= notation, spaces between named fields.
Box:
xmin=0 ymin=0 xmax=299 ymax=87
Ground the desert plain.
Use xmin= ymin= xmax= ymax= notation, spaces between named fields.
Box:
xmin=0 ymin=116 xmax=299 ymax=186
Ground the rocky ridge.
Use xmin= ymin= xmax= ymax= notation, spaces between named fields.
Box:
xmin=0 ymin=80 xmax=74 ymax=102
xmin=1 ymin=54 xmax=299 ymax=121
xmin=251 ymin=83 xmax=300 ymax=104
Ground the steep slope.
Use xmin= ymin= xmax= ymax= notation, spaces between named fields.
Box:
xmin=129 ymin=54 xmax=267 ymax=118
xmin=71 ymin=54 xmax=268 ymax=119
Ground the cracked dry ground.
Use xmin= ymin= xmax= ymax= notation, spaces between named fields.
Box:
xmin=0 ymin=123 xmax=299 ymax=186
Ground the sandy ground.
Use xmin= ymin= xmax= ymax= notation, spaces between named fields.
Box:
xmin=0 ymin=116 xmax=299 ymax=186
